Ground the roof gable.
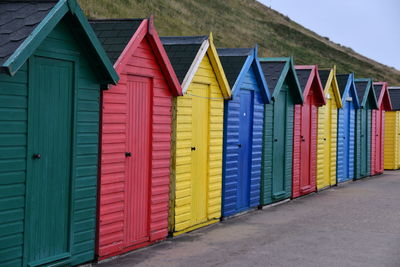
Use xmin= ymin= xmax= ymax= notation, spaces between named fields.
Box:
xmin=161 ymin=33 xmax=230 ymax=98
xmin=295 ymin=65 xmax=326 ymax=106
xmin=91 ymin=17 xmax=182 ymax=96
xmin=336 ymin=73 xmax=360 ymax=108
xmin=0 ymin=0 xmax=118 ymax=85
xmin=218 ymin=46 xmax=270 ymax=103
xmin=374 ymin=82 xmax=392 ymax=110
xmin=354 ymin=78 xmax=378 ymax=109
xmin=318 ymin=66 xmax=343 ymax=108
xmin=259 ymin=57 xmax=303 ymax=104
xmin=90 ymin=19 xmax=143 ymax=64
xmin=388 ymin=89 xmax=400 ymax=111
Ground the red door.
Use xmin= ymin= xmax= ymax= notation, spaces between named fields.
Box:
xmin=300 ymin=92 xmax=313 ymax=192
xmin=124 ymin=75 xmax=152 ymax=246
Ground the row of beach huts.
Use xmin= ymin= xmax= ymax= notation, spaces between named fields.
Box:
xmin=1 ymin=1 xmax=400 ymax=266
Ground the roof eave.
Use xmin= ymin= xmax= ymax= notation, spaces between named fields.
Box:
xmin=2 ymin=0 xmax=119 ymax=85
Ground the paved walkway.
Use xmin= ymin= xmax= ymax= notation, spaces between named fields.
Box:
xmin=98 ymin=172 xmax=400 ymax=267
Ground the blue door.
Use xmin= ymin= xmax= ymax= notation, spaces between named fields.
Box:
xmin=344 ymin=100 xmax=351 ymax=180
xmin=237 ymin=90 xmax=253 ymax=211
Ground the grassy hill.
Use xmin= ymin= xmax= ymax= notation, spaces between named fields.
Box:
xmin=78 ymin=0 xmax=400 ymax=85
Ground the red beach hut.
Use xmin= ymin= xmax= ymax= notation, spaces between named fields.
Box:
xmin=90 ymin=17 xmax=182 ymax=259
xmin=371 ymin=82 xmax=392 ymax=175
xmin=293 ymin=66 xmax=326 ymax=198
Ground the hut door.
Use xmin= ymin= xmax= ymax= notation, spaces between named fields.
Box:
xmin=343 ymin=100 xmax=351 ymax=179
xmin=237 ymin=90 xmax=253 ymax=210
xmin=360 ymin=109 xmax=368 ymax=176
xmin=324 ymin=97 xmax=332 ymax=184
xmin=25 ymin=56 xmax=74 ymax=265
xmin=191 ymin=83 xmax=209 ymax=225
xmin=272 ymin=89 xmax=287 ymax=199
xmin=125 ymin=75 xmax=151 ymax=246
xmin=300 ymin=93 xmax=313 ymax=192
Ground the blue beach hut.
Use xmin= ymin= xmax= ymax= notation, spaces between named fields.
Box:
xmin=218 ymin=47 xmax=270 ymax=217
xmin=336 ymin=73 xmax=360 ymax=183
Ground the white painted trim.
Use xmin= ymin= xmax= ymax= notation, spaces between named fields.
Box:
xmin=181 ymin=40 xmax=209 ymax=94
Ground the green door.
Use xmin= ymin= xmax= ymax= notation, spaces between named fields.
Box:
xmin=272 ymin=87 xmax=287 ymax=200
xmin=25 ymin=56 xmax=74 ymax=266
xmin=360 ymin=108 xmax=368 ymax=176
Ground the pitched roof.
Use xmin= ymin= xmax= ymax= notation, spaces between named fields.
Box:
xmin=0 ymin=0 xmax=118 ymax=85
xmin=374 ymin=82 xmax=392 ymax=110
xmin=336 ymin=74 xmax=350 ymax=97
xmin=259 ymin=61 xmax=286 ymax=96
xmin=217 ymin=48 xmax=251 ymax=88
xmin=259 ymin=57 xmax=303 ymax=104
xmin=354 ymin=78 xmax=378 ymax=109
xmin=295 ymin=65 xmax=326 ymax=106
xmin=389 ymin=89 xmax=400 ymax=111
xmin=161 ymin=36 xmax=208 ymax=84
xmin=318 ymin=70 xmax=331 ymax=88
xmin=217 ymin=46 xmax=270 ymax=103
xmin=0 ymin=0 xmax=58 ymax=66
xmin=161 ymin=34 xmax=230 ymax=98
xmin=90 ymin=17 xmax=182 ymax=96
xmin=89 ymin=19 xmax=143 ymax=64
xmin=296 ymin=69 xmax=312 ymax=93
xmin=354 ymin=80 xmax=369 ymax=103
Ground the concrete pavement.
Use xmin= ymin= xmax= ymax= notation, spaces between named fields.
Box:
xmin=97 ymin=171 xmax=400 ymax=267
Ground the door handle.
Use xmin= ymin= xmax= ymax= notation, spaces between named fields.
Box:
xmin=125 ymin=152 xmax=132 ymax=157
xmin=32 ymin=153 xmax=41 ymax=160
xmin=274 ymin=139 xmax=278 ymax=142
xmin=323 ymin=138 xmax=326 ymax=141
xmin=237 ymin=144 xmax=242 ymax=148
xmin=191 ymin=147 xmax=196 ymax=151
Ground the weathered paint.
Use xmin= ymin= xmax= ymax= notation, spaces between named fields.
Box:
xmin=292 ymin=66 xmax=326 ymax=198
xmin=259 ymin=57 xmax=303 ymax=205
xmin=219 ymin=47 xmax=270 ymax=217
xmin=0 ymin=14 xmax=117 ymax=267
xmin=371 ymin=82 xmax=392 ymax=175
xmin=316 ymin=67 xmax=342 ymax=190
xmin=336 ymin=74 xmax=360 ymax=183
xmin=92 ymin=18 xmax=182 ymax=259
xmin=167 ymin=35 xmax=231 ymax=235
xmin=354 ymin=79 xmax=378 ymax=180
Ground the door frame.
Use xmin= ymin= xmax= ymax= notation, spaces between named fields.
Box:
xmin=24 ymin=50 xmax=79 ymax=267
xmin=124 ymin=73 xmax=154 ymax=246
xmin=237 ymin=88 xmax=254 ymax=210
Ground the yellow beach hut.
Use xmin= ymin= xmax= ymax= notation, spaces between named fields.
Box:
xmin=384 ymin=87 xmax=400 ymax=169
xmin=316 ymin=66 xmax=343 ymax=189
xmin=161 ymin=34 xmax=231 ymax=236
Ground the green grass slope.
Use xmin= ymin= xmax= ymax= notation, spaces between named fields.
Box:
xmin=78 ymin=0 xmax=400 ymax=85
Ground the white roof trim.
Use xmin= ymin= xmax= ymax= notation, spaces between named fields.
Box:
xmin=181 ymin=39 xmax=209 ymax=94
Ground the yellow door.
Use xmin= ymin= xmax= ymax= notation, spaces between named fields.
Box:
xmin=397 ymin=112 xmax=400 ymax=169
xmin=323 ymin=97 xmax=332 ymax=187
xmin=191 ymin=83 xmax=209 ymax=225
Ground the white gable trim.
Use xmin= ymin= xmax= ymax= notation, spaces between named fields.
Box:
xmin=181 ymin=39 xmax=209 ymax=94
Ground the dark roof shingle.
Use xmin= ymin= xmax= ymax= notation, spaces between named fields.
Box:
xmin=217 ymin=48 xmax=251 ymax=88
xmin=161 ymin=36 xmax=208 ymax=83
xmin=374 ymin=84 xmax=383 ymax=99
xmin=296 ymin=69 xmax=311 ymax=93
xmin=389 ymin=89 xmax=400 ymax=110
xmin=260 ymin=61 xmax=286 ymax=95
xmin=354 ymin=81 xmax=368 ymax=103
xmin=336 ymin=74 xmax=351 ymax=97
xmin=90 ymin=19 xmax=144 ymax=64
xmin=318 ymin=70 xmax=331 ymax=88
xmin=0 ymin=0 xmax=57 ymax=65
